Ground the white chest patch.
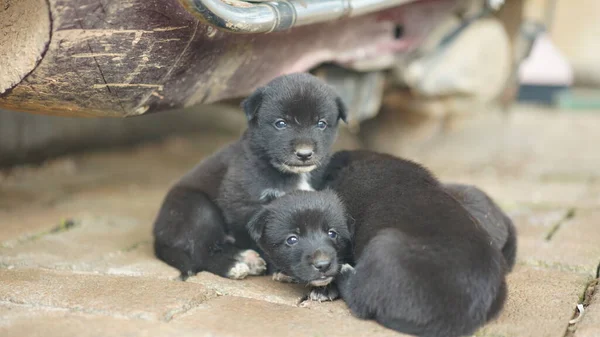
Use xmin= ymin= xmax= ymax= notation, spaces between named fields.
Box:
xmin=297 ymin=173 xmax=315 ymax=191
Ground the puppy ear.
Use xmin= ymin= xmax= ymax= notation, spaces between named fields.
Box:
xmin=241 ymin=87 xmax=265 ymax=122
xmin=246 ymin=207 xmax=269 ymax=242
xmin=335 ymin=96 xmax=348 ymax=124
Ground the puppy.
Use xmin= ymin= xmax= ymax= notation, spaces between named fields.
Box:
xmin=321 ymin=150 xmax=509 ymax=337
xmin=247 ymin=190 xmax=352 ymax=289
xmin=443 ymin=183 xmax=517 ymax=270
xmin=153 ymin=73 xmax=347 ymax=280
xmin=253 ymin=150 xmax=511 ymax=337
xmin=257 ymin=184 xmax=517 ymax=304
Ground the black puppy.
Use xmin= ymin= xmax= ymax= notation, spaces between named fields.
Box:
xmin=153 ymin=73 xmax=347 ymax=280
xmin=324 ymin=151 xmax=509 ymax=337
xmin=250 ymin=150 xmax=511 ymax=337
xmin=257 ymin=184 xmax=517 ymax=302
xmin=247 ymin=190 xmax=352 ymax=288
xmin=444 ymin=183 xmax=517 ymax=270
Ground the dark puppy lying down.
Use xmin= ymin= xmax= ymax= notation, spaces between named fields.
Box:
xmin=249 ymin=150 xmax=515 ymax=337
xmin=153 ymin=73 xmax=347 ymax=279
xmin=443 ymin=183 xmax=517 ymax=270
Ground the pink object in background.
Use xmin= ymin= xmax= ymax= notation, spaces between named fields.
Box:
xmin=519 ymin=33 xmax=573 ymax=86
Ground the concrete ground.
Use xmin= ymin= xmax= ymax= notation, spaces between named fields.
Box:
xmin=0 ymin=104 xmax=599 ymax=337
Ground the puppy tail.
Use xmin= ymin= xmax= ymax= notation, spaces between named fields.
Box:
xmin=153 ymin=241 xmax=198 ymax=280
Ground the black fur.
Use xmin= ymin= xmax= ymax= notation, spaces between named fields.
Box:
xmin=318 ymin=150 xmax=509 ymax=337
xmin=247 ymin=190 xmax=352 ymax=286
xmin=443 ymin=183 xmax=517 ymax=271
xmin=153 ymin=73 xmax=347 ymax=279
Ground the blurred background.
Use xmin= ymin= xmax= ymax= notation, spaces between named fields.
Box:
xmin=0 ymin=0 xmax=598 ymax=167
xmin=2 ymin=0 xmax=598 ymax=168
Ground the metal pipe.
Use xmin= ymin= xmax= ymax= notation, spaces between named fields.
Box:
xmin=179 ymin=0 xmax=417 ymax=34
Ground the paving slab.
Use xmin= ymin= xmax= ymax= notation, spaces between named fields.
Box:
xmin=0 ymin=303 xmax=202 ymax=337
xmin=0 ymin=132 xmax=237 ymax=212
xmin=477 ymin=265 xmax=592 ymax=337
xmin=89 ymin=242 xmax=180 ymax=279
xmin=578 ymin=181 xmax=600 ymax=209
xmin=173 ymin=295 xmax=402 ymax=337
xmin=434 ymin=176 xmax=589 ymax=210
xmin=0 ymin=268 xmax=216 ymax=321
xmin=187 ymin=272 xmax=355 ymax=316
xmin=187 ymin=273 xmax=308 ymax=307
xmin=384 ymin=107 xmax=600 ymax=182
xmin=0 ymin=213 xmax=153 ymax=271
xmin=548 ymin=209 xmax=600 ymax=275
xmin=510 ymin=208 xmax=600 ymax=276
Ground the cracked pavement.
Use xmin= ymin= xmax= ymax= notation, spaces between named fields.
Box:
xmin=0 ymin=105 xmax=599 ymax=337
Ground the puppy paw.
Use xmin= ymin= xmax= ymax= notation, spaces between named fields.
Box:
xmin=259 ymin=188 xmax=286 ymax=203
xmin=226 ymin=261 xmax=250 ymax=280
xmin=340 ymin=263 xmax=355 ymax=274
xmin=336 ymin=263 xmax=355 ymax=284
xmin=272 ymin=272 xmax=298 ymax=283
xmin=299 ymin=284 xmax=340 ymax=306
xmin=237 ymin=249 xmax=267 ymax=276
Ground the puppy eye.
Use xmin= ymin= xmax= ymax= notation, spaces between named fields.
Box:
xmin=316 ymin=120 xmax=327 ymax=130
xmin=274 ymin=119 xmax=288 ymax=129
xmin=327 ymin=229 xmax=337 ymax=239
xmin=286 ymin=235 xmax=299 ymax=246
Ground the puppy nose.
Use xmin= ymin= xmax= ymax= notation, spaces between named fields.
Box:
xmin=295 ymin=148 xmax=313 ymax=161
xmin=312 ymin=258 xmax=331 ymax=272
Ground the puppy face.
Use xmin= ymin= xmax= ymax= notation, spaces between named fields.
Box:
xmin=242 ymin=73 xmax=347 ymax=174
xmin=247 ymin=190 xmax=351 ymax=286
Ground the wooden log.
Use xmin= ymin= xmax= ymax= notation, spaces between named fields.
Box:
xmin=0 ymin=0 xmax=457 ymax=117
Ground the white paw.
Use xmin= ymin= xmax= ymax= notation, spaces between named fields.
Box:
xmin=237 ymin=249 xmax=267 ymax=276
xmin=227 ymin=262 xmax=250 ymax=280
xmin=259 ymin=188 xmax=286 ymax=203
xmin=272 ymin=272 xmax=298 ymax=283
xmin=340 ymin=263 xmax=355 ymax=274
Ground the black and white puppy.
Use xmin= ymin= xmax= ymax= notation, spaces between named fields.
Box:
xmin=250 ymin=150 xmax=513 ymax=337
xmin=153 ymin=73 xmax=347 ymax=280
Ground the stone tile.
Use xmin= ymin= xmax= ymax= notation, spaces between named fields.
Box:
xmin=0 ymin=183 xmax=178 ymax=277
xmin=0 ymin=131 xmax=236 ymax=212
xmin=0 ymin=208 xmax=76 ymax=244
xmin=90 ymin=242 xmax=180 ymax=279
xmin=187 ymin=272 xmax=355 ymax=316
xmin=578 ymin=182 xmax=600 ymax=208
xmin=433 ymin=176 xmax=588 ymax=210
xmin=548 ymin=210 xmax=600 ymax=274
xmin=0 ymin=213 xmax=152 ymax=271
xmin=0 ymin=182 xmax=165 ymax=244
xmin=174 ymin=295 xmax=402 ymax=337
xmin=0 ymin=269 xmax=216 ymax=321
xmin=510 ymin=208 xmax=600 ymax=276
xmin=477 ymin=265 xmax=592 ymax=337
xmin=390 ymin=107 xmax=600 ymax=182
xmin=188 ymin=273 xmax=307 ymax=306
xmin=574 ymin=281 xmax=600 ymax=337
xmin=0 ymin=303 xmax=200 ymax=337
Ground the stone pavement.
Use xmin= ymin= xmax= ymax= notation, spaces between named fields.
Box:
xmin=0 ymin=104 xmax=599 ymax=337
